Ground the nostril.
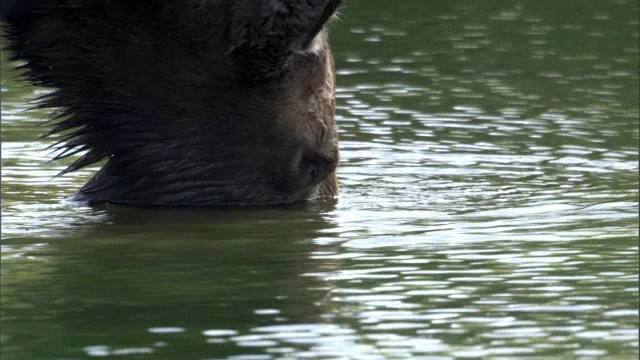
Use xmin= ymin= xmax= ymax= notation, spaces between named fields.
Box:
xmin=306 ymin=157 xmax=323 ymax=183
xmin=276 ymin=141 xmax=338 ymax=194
xmin=301 ymin=153 xmax=336 ymax=186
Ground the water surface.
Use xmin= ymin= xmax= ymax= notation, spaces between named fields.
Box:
xmin=2 ymin=0 xmax=638 ymax=358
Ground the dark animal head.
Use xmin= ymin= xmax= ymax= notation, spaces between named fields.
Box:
xmin=1 ymin=0 xmax=342 ymax=206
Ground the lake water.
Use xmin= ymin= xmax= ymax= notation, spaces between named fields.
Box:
xmin=1 ymin=1 xmax=638 ymax=359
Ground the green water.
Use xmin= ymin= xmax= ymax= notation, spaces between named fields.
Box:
xmin=2 ymin=1 xmax=639 ymax=358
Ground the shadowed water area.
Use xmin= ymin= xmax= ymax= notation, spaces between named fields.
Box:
xmin=1 ymin=0 xmax=639 ymax=359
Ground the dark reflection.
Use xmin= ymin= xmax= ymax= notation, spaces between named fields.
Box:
xmin=1 ymin=206 xmax=340 ymax=359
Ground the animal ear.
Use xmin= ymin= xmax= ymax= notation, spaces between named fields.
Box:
xmin=227 ymin=0 xmax=342 ymax=53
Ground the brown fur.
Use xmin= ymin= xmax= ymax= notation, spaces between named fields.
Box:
xmin=1 ymin=0 xmax=342 ymax=206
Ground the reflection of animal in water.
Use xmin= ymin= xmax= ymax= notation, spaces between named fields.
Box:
xmin=1 ymin=0 xmax=343 ymax=206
